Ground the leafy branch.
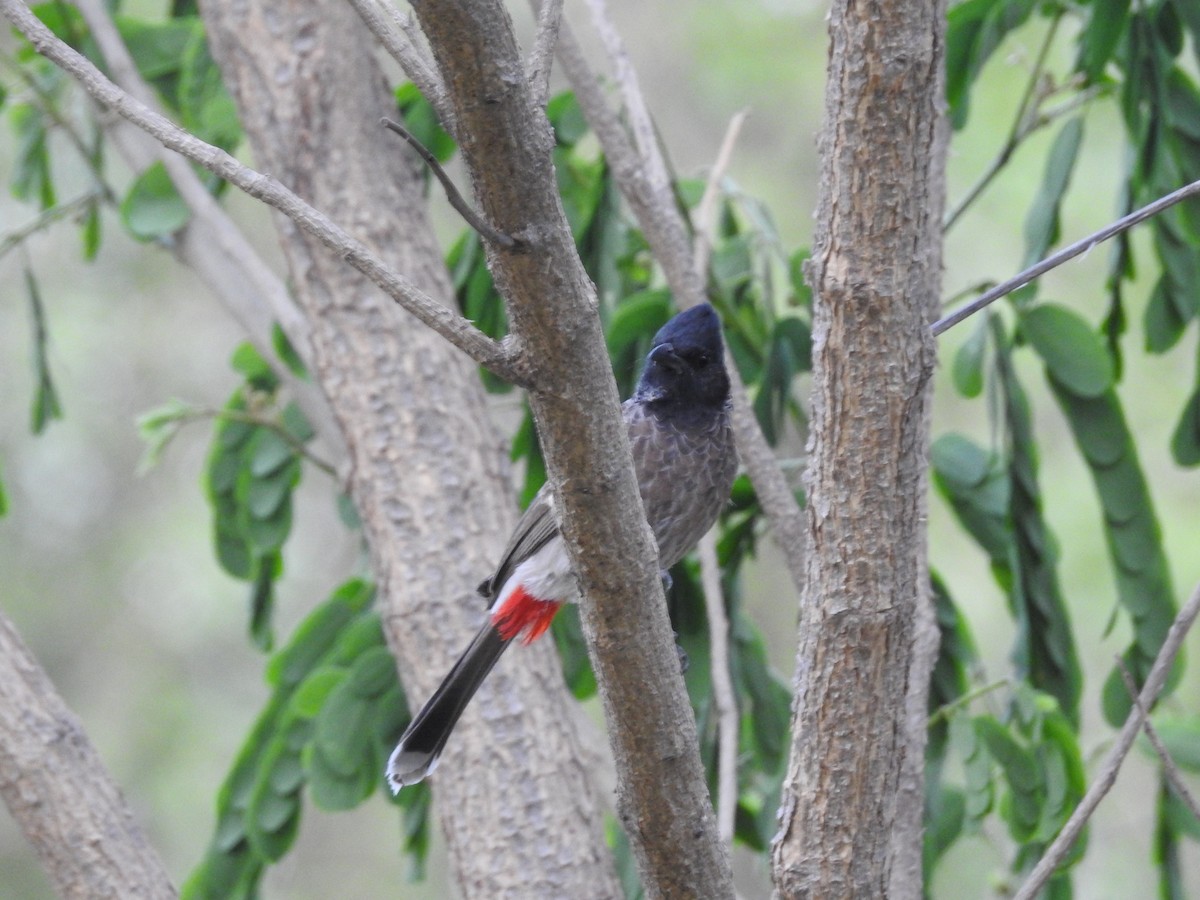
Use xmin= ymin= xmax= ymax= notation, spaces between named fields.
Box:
xmin=138 ymin=399 xmax=337 ymax=478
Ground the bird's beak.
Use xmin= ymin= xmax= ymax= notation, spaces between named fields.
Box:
xmin=649 ymin=342 xmax=684 ymax=373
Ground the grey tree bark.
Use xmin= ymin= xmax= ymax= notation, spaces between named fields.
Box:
xmin=0 ymin=613 xmax=178 ymax=900
xmin=404 ymin=2 xmax=734 ymax=896
xmin=771 ymin=0 xmax=947 ymax=897
xmin=199 ymin=1 xmax=621 ymax=896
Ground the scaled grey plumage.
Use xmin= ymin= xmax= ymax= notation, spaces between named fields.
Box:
xmin=387 ymin=303 xmax=738 ymax=790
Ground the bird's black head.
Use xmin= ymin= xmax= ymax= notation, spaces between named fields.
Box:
xmin=634 ymin=304 xmax=730 ymax=418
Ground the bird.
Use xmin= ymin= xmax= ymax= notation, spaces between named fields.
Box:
xmin=386 ymin=303 xmax=738 ymax=792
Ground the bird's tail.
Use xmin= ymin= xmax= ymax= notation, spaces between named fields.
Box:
xmin=386 ymin=623 xmax=509 ymax=792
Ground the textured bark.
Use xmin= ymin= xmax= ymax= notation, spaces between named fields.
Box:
xmin=0 ymin=613 xmax=177 ymax=900
xmin=199 ymin=2 xmax=619 ymax=896
xmin=406 ymin=1 xmax=734 ymax=897
xmin=771 ymin=0 xmax=947 ymax=897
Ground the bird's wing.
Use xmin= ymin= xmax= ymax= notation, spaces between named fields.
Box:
xmin=477 ymin=489 xmax=559 ymax=603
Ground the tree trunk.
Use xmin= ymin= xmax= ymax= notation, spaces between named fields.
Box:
xmin=771 ymin=0 xmax=947 ymax=896
xmin=0 ymin=613 xmax=177 ymax=900
xmin=199 ymin=1 xmax=620 ymax=896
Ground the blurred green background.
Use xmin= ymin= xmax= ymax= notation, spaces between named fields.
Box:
xmin=2 ymin=0 xmax=1199 ymax=897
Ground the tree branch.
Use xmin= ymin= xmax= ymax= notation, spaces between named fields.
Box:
xmin=1116 ymin=659 xmax=1200 ymax=830
xmin=692 ymin=110 xmax=749 ymax=848
xmin=0 ymin=611 xmax=177 ymax=900
xmin=70 ymin=0 xmax=339 ymax=447
xmin=380 ymin=117 xmax=516 ymax=247
xmin=933 ymin=176 xmax=1200 ymax=336
xmin=546 ymin=1 xmax=809 ymax=594
xmin=0 ymin=0 xmax=522 ymax=385
xmin=344 ymin=0 xmax=455 ymax=133
xmin=1012 ymin=579 xmax=1200 ymax=900
xmin=698 ymin=528 xmax=738 ymax=846
xmin=406 ymin=0 xmax=734 ymax=894
xmin=526 ymin=0 xmax=564 ymax=111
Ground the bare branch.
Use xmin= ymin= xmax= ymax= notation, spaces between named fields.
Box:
xmin=526 ymin=0 xmax=564 ymax=110
xmin=0 ymin=190 xmax=104 ymax=260
xmin=345 ymin=0 xmax=455 ymax=133
xmin=1013 ymin=579 xmax=1200 ymax=900
xmin=0 ymin=612 xmax=177 ymax=899
xmin=582 ymin=0 xmax=670 ymax=193
xmin=693 ymin=110 xmax=749 ymax=276
xmin=381 ymin=117 xmax=516 ymax=248
xmin=698 ymin=529 xmax=738 ymax=846
xmin=691 ymin=110 xmax=749 ymax=847
xmin=67 ymin=0 xmax=344 ymax=446
xmin=548 ymin=5 xmax=809 ymax=593
xmin=943 ymin=13 xmax=1063 ymax=232
xmin=933 ymin=177 xmax=1200 ymax=336
xmin=1116 ymin=660 xmax=1200 ymax=827
xmin=0 ymin=0 xmax=521 ymax=384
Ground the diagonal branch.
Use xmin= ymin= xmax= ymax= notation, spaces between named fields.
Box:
xmin=1013 ymin=579 xmax=1200 ymax=900
xmin=526 ymin=0 xmax=564 ymax=110
xmin=345 ymin=0 xmax=455 ymax=133
xmin=69 ymin=0 xmax=342 ymax=446
xmin=0 ymin=611 xmax=177 ymax=899
xmin=933 ymin=176 xmax=1200 ymax=336
xmin=1117 ymin=660 xmax=1200 ymax=827
xmin=1 ymin=0 xmax=522 ymax=385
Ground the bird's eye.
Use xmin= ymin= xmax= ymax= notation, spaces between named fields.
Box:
xmin=693 ymin=353 xmax=711 ymax=368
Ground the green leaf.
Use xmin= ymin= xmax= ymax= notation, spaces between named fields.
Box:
xmin=1022 ymin=303 xmax=1114 ymax=398
xmin=345 ymin=646 xmax=399 ymax=699
xmin=1144 ymin=277 xmax=1188 ymax=353
xmin=548 ymin=91 xmax=589 ymax=146
xmin=249 ymin=430 xmax=294 ymax=478
xmin=246 ymin=460 xmax=299 ymax=520
xmin=1023 ymin=118 xmax=1085 ymax=269
xmin=952 ymin=317 xmax=988 ymax=398
xmin=230 ymin=342 xmax=278 ymax=391
xmin=178 ymin=31 xmax=242 ymax=152
xmin=114 ymin=15 xmax=198 ymax=80
xmin=1169 ymin=386 xmax=1200 ymax=466
xmin=272 ymin=324 xmax=308 ymax=379
xmin=306 ymin=743 xmax=375 ymax=811
xmin=1076 ymin=0 xmax=1131 ymax=82
xmin=120 ymin=161 xmax=191 ymax=240
xmin=290 ymin=668 xmax=348 ymax=719
xmin=395 ymin=82 xmax=455 ymax=163
xmin=26 ymin=267 xmax=63 ymax=434
xmin=9 ymin=102 xmax=55 ymax=209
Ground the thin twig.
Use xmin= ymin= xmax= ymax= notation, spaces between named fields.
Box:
xmin=0 ymin=190 xmax=104 ymax=260
xmin=926 ymin=679 xmax=1010 ymax=728
xmin=67 ymin=0 xmax=343 ymax=449
xmin=1012 ymin=579 xmax=1200 ymax=900
xmin=693 ymin=110 xmax=749 ymax=276
xmin=380 ymin=117 xmax=516 ymax=249
xmin=345 ymin=0 xmax=455 ymax=135
xmin=691 ymin=110 xmax=748 ymax=846
xmin=697 ymin=529 xmax=738 ymax=846
xmin=581 ymin=0 xmax=671 ymax=194
xmin=0 ymin=51 xmax=116 ymax=199
xmin=944 ymin=13 xmax=1062 ymax=231
xmin=933 ymin=177 xmax=1200 ymax=336
xmin=1116 ymin=659 xmax=1200 ymax=827
xmin=0 ymin=0 xmax=521 ymax=384
xmin=527 ymin=0 xmax=564 ymax=111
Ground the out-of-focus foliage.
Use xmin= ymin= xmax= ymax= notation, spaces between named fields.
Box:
xmin=3 ymin=0 xmax=1200 ymax=896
